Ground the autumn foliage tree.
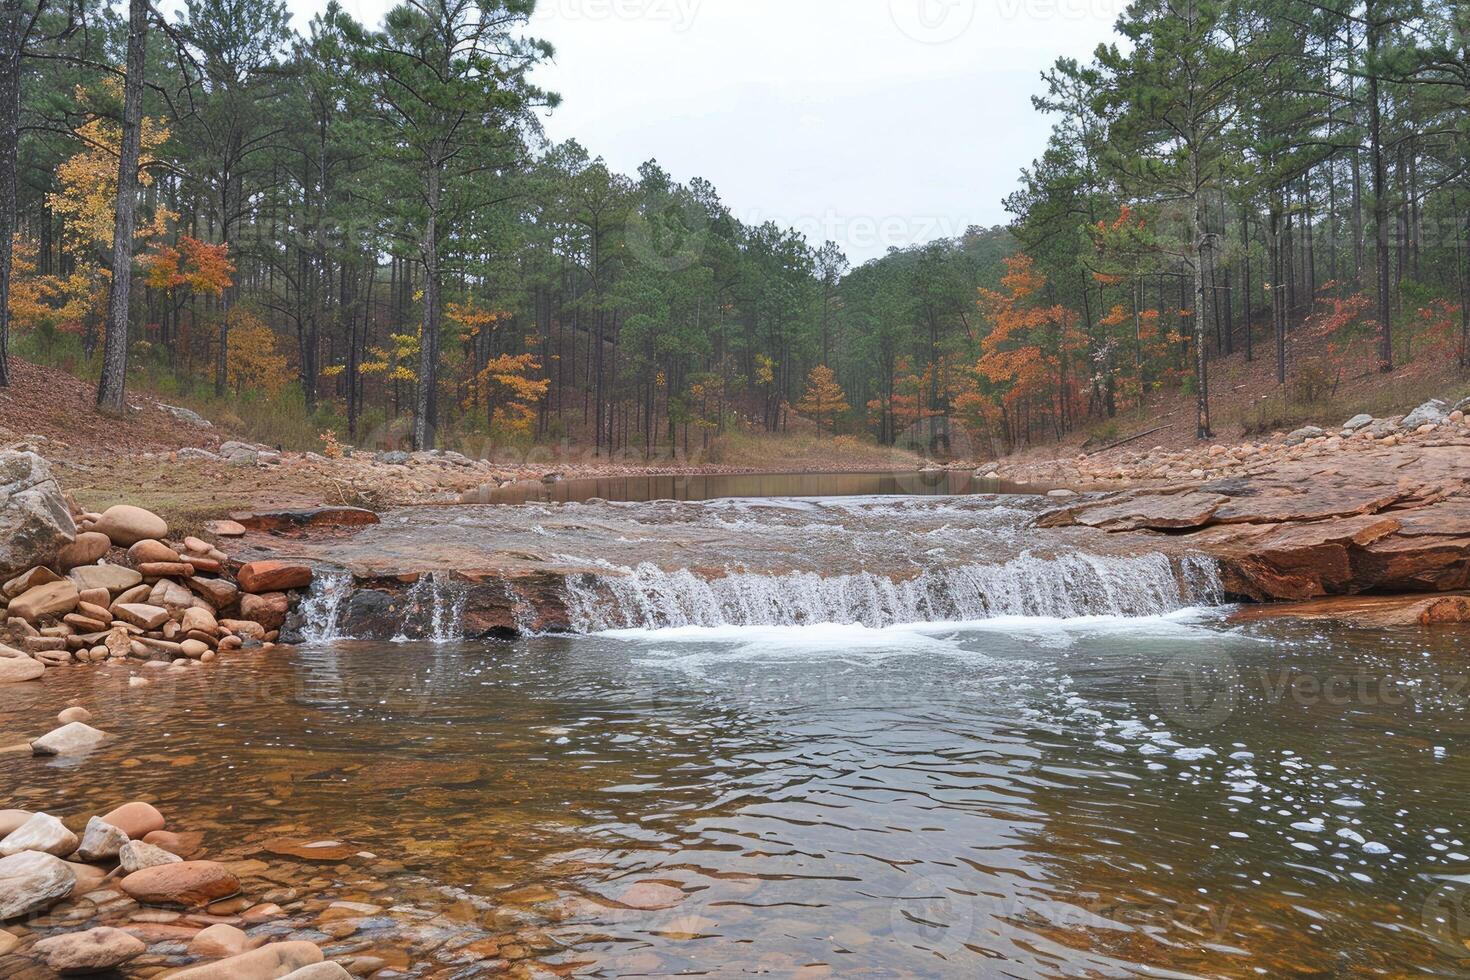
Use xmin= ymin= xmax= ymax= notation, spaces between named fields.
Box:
xmin=976 ymin=254 xmax=1084 ymax=443
xmin=794 ymin=364 xmax=849 ymax=436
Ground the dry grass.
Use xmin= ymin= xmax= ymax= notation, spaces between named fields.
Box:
xmin=701 ymin=430 xmax=924 ymax=471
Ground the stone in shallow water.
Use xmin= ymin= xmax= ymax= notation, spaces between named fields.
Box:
xmin=144 ymin=829 xmax=202 ymax=858
xmin=120 ymin=839 xmax=183 ymax=873
xmin=0 ymin=812 xmax=79 ymax=857
xmin=57 ymin=706 xmax=92 ymax=725
xmin=262 ymin=838 xmax=358 ymax=862
xmin=0 ymin=656 xmax=44 ymax=684
xmin=613 ymin=881 xmax=685 ymax=910
xmin=120 ymin=860 xmax=239 ymax=907
xmin=0 ymin=850 xmax=76 ymax=920
xmin=76 ymin=816 xmax=129 ymax=862
xmin=100 ymin=802 xmax=165 ymax=839
xmin=31 ymin=721 xmax=111 ymax=757
xmin=164 ymin=940 xmax=323 ymax=979
xmin=33 ymin=925 xmax=146 ymax=973
xmin=187 ymin=921 xmax=250 ymax=958
xmin=280 ymin=964 xmax=353 ymax=980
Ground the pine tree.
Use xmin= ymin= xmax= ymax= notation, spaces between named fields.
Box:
xmin=795 ymin=364 xmax=850 ymax=437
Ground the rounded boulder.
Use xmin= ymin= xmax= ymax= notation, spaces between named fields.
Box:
xmin=92 ymin=506 xmax=169 ymax=547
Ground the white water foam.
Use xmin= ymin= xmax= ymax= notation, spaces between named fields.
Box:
xmin=298 ymin=569 xmax=354 ymax=643
xmin=562 ymin=552 xmax=1221 ymax=632
xmin=392 ymin=572 xmax=468 ymax=643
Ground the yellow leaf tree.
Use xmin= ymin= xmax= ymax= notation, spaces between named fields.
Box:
xmin=225 ymin=308 xmax=288 ymax=396
xmin=795 ymin=364 xmax=850 ymax=437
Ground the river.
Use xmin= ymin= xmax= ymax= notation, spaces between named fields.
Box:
xmin=5 ymin=490 xmax=1469 ymax=977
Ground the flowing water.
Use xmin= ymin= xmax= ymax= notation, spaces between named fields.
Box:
xmin=6 ymin=493 xmax=1470 ymax=978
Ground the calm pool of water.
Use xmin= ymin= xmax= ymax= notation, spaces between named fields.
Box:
xmin=459 ymin=469 xmax=1035 ymax=505
xmin=5 ymin=614 xmax=1469 ymax=976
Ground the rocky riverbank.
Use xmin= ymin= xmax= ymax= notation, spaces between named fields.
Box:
xmin=0 ymin=451 xmax=352 ymax=976
xmin=1029 ymin=397 xmax=1470 ymax=625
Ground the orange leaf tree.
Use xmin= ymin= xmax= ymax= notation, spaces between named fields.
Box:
xmin=975 ymin=254 xmax=1084 ymax=443
xmin=794 ymin=364 xmax=850 ymax=436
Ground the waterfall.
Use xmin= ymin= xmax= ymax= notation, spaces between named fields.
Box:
xmin=561 ymin=552 xmax=1222 ymax=632
xmin=393 ymin=572 xmax=467 ymax=643
xmin=298 ymin=569 xmax=354 ymax=643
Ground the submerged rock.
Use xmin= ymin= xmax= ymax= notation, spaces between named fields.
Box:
xmin=164 ymin=940 xmax=322 ymax=978
xmin=32 ymin=926 xmax=146 ymax=973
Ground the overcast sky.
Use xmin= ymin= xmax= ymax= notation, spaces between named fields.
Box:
xmin=287 ymin=0 xmax=1122 ymax=264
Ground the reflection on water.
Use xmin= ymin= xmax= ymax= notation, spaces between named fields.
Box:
xmin=461 ymin=469 xmax=1034 ymax=505
xmin=5 ymin=615 xmax=1469 ymax=976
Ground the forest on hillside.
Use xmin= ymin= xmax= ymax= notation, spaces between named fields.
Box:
xmin=0 ymin=0 xmax=1467 ymax=457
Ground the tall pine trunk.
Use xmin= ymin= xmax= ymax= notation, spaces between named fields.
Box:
xmin=1366 ymin=1 xmax=1393 ymax=371
xmin=0 ymin=0 xmax=26 ymax=389
xmin=1190 ymin=158 xmax=1211 ymax=440
xmin=96 ymin=0 xmax=148 ymax=415
xmin=414 ymin=164 xmax=441 ymax=450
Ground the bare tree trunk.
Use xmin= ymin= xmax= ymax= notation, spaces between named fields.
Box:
xmin=1190 ymin=161 xmax=1212 ymax=440
xmin=414 ymin=164 xmax=441 ymax=450
xmin=1366 ymin=1 xmax=1393 ymax=371
xmin=0 ymin=0 xmax=28 ymax=389
xmin=96 ymin=0 xmax=148 ymax=415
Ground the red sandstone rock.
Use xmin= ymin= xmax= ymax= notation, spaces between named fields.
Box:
xmin=120 ymin=860 xmax=239 ymax=907
xmin=240 ymin=592 xmax=289 ymax=630
xmin=1230 ymin=593 xmax=1470 ymax=628
xmin=237 ymin=561 xmax=313 ymax=594
xmin=101 ymin=801 xmax=166 ymax=838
